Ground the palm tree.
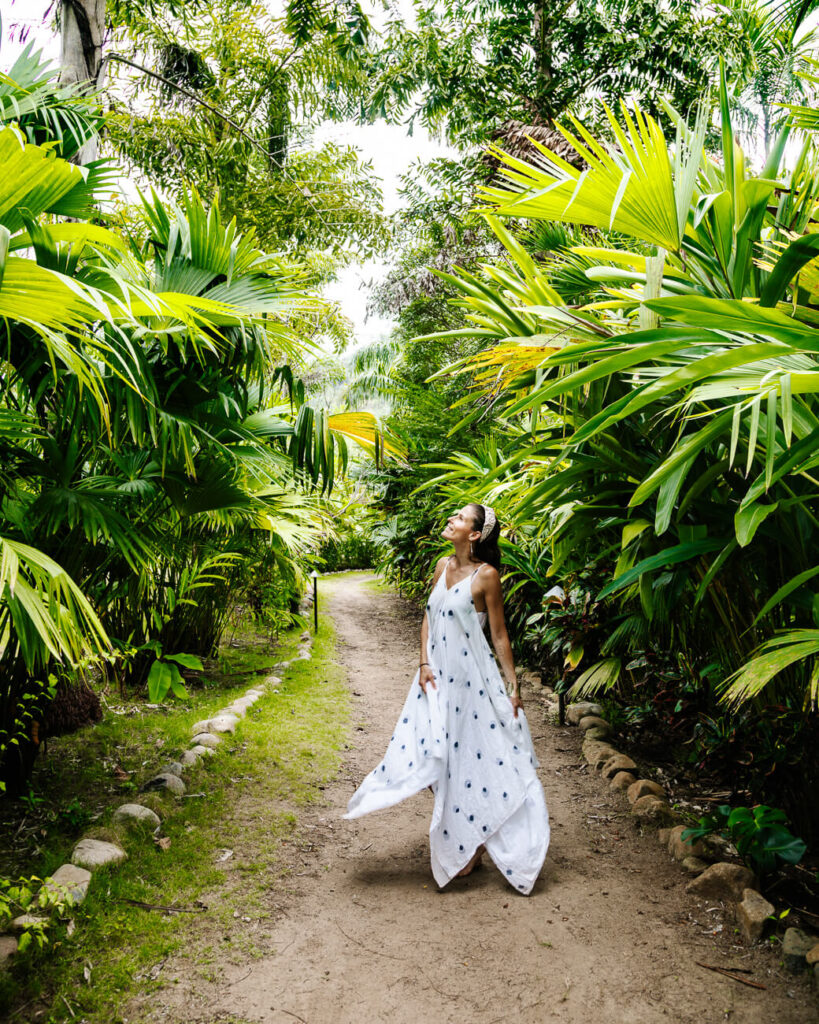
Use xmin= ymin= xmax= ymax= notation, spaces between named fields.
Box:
xmin=0 ymin=42 xmax=399 ymax=793
xmin=416 ymin=66 xmax=819 ymax=720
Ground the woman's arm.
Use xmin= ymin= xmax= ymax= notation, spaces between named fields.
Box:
xmin=419 ymin=556 xmax=449 ymax=694
xmin=479 ymin=568 xmax=522 ymax=716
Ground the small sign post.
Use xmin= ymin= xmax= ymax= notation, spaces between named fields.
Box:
xmin=310 ymin=570 xmax=318 ymax=634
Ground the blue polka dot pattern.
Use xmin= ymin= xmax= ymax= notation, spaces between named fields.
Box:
xmin=344 ymin=561 xmax=550 ymax=896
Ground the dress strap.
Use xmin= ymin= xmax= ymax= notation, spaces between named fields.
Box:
xmin=470 ymin=562 xmax=485 ymax=578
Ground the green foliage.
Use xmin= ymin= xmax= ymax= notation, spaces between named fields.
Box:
xmin=105 ymin=0 xmax=388 ymax=258
xmin=682 ymin=805 xmax=807 ymax=880
xmin=0 ymin=873 xmax=71 ymax=954
xmin=368 ymin=0 xmax=727 ymax=145
xmin=145 ymin=650 xmax=202 ymax=702
xmin=0 ymin=609 xmax=349 ymax=1020
xmin=0 ymin=41 xmax=396 ymax=791
xmin=371 ymin=62 xmax=819 ymax=839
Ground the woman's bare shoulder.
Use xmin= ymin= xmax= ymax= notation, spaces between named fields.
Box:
xmin=474 ymin=563 xmax=502 ymax=593
xmin=476 ymin=563 xmax=500 ymax=582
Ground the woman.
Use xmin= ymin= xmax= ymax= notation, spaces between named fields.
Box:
xmin=344 ymin=503 xmax=550 ymax=894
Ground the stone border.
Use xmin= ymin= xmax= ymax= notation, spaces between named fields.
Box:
xmin=0 ymin=630 xmax=315 ymax=967
xmin=555 ymin=697 xmax=819 ymax=979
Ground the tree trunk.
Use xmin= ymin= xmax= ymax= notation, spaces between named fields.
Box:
xmin=59 ymin=0 xmax=107 ymax=163
xmin=532 ymin=2 xmax=555 ymax=123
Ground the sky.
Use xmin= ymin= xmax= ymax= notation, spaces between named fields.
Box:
xmin=0 ymin=0 xmax=453 ymax=353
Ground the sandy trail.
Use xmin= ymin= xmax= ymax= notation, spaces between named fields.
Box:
xmin=164 ymin=573 xmax=816 ymax=1024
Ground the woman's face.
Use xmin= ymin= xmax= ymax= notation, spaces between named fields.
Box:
xmin=442 ymin=506 xmax=480 ymax=545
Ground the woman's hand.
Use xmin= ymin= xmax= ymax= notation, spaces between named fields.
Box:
xmin=510 ymin=692 xmax=523 ymax=718
xmin=419 ymin=664 xmax=437 ymax=694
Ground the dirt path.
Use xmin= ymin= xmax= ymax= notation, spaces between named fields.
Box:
xmin=168 ymin=573 xmax=815 ymax=1024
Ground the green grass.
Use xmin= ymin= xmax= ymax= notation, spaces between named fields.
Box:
xmin=0 ymin=613 xmax=350 ymax=1023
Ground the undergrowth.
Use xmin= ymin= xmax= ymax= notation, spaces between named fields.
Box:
xmin=0 ymin=611 xmax=349 ymax=1023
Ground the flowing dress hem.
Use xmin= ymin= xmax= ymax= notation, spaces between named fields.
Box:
xmin=430 ymin=775 xmax=548 ymax=894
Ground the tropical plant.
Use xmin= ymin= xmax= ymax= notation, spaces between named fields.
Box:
xmin=103 ymin=0 xmax=388 ymax=258
xmin=381 ymin=63 xmax=819 ymax=837
xmin=0 ymin=38 xmax=400 ymax=793
xmin=682 ymin=804 xmax=807 ymax=881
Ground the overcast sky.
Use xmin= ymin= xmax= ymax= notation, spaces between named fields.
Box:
xmin=0 ymin=0 xmax=454 ymax=353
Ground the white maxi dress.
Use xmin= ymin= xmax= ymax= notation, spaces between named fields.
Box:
xmin=344 ymin=565 xmax=550 ymax=894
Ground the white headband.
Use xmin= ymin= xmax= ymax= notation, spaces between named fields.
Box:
xmin=479 ymin=505 xmax=496 ymax=542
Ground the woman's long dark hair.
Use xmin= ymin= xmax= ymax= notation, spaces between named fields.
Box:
xmin=467 ymin=503 xmax=501 ymax=570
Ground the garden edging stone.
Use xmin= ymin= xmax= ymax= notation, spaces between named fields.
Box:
xmin=191 ymin=732 xmax=221 ymax=748
xmin=736 ymin=888 xmax=774 ymax=943
xmin=42 ymin=864 xmax=91 ymax=905
xmin=71 ymin=838 xmax=128 ymax=871
xmin=783 ymin=928 xmax=815 ymax=972
xmin=685 ymin=861 xmax=756 ymax=902
xmin=113 ymin=804 xmax=162 ymax=829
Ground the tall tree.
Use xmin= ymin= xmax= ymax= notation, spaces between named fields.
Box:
xmin=368 ymin=0 xmax=729 ymax=147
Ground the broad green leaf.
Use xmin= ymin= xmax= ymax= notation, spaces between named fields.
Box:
xmin=165 ymin=652 xmax=203 ymax=670
xmin=734 ymin=501 xmax=779 ymax=547
xmin=597 ymin=540 xmax=722 ymax=600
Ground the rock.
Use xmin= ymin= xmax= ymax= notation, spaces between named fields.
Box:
xmin=207 ymin=714 xmax=239 ymax=734
xmin=244 ymin=689 xmax=263 ymax=698
xmin=300 ymin=630 xmax=310 ymax=641
xmin=807 ymin=942 xmax=819 ymax=966
xmin=578 ymin=715 xmax=612 ymax=734
xmin=113 ymin=803 xmax=161 ymax=829
xmin=223 ymin=703 xmax=247 ymax=718
xmin=143 ymin=772 xmax=185 ymax=797
xmin=601 ymin=754 xmax=637 ymax=778
xmin=42 ymin=864 xmax=92 ymax=906
xmin=264 ymin=676 xmax=282 ymax=686
xmin=685 ymin=862 xmax=756 ymax=902
xmin=10 ymin=914 xmax=49 ymax=932
xmin=583 ymin=726 xmax=612 ymax=742
xmin=736 ymin=889 xmax=774 ymax=943
xmin=658 ymin=827 xmax=672 ymax=846
xmin=566 ymin=702 xmax=603 ymax=726
xmin=72 ymin=838 xmax=128 ymax=871
xmin=610 ymin=771 xmax=637 ymax=792
xmin=581 ymin=739 xmax=618 ymax=769
xmin=192 ymin=713 xmax=239 ymax=734
xmin=681 ymin=856 xmax=709 ymax=875
xmin=627 ymin=779 xmax=666 ymax=805
xmin=180 ymin=749 xmax=201 ymax=767
xmin=668 ymin=824 xmax=706 ymax=861
xmin=783 ymin=928 xmax=816 ymax=972
xmin=161 ymin=761 xmax=183 ymax=778
xmin=190 ymin=744 xmax=215 ymax=757
xmin=191 ymin=732 xmax=221 ymax=748
xmin=0 ymin=935 xmax=17 ymax=964
xmin=630 ymin=795 xmax=673 ymax=825
xmin=275 ymin=661 xmax=291 ymax=670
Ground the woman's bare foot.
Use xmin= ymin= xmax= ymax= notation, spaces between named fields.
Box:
xmin=456 ymin=845 xmax=485 ymax=877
